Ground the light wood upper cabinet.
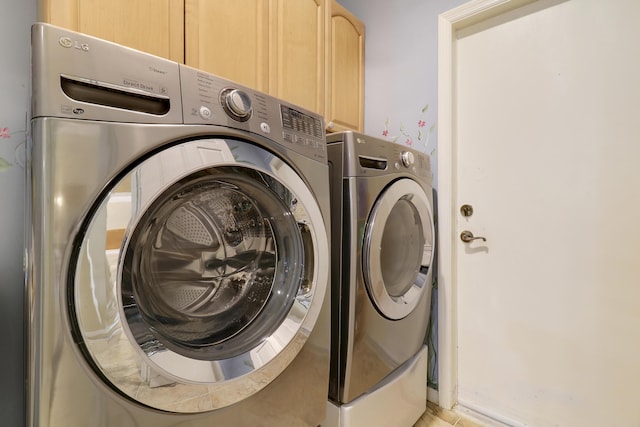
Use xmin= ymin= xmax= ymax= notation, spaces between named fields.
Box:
xmin=186 ymin=0 xmax=325 ymax=115
xmin=325 ymin=0 xmax=364 ymax=133
xmin=269 ymin=0 xmax=325 ymax=115
xmin=37 ymin=0 xmax=184 ymax=62
xmin=185 ymin=0 xmax=269 ymax=93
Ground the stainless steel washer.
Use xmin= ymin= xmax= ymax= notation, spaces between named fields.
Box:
xmin=326 ymin=131 xmax=435 ymax=426
xmin=27 ymin=23 xmax=331 ymax=426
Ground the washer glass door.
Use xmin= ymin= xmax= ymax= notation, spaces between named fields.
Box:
xmin=362 ymin=178 xmax=434 ymax=320
xmin=71 ymin=137 xmax=328 ymax=413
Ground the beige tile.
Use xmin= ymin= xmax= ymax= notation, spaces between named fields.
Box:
xmin=453 ymin=418 xmax=490 ymax=427
xmin=414 ymin=411 xmax=456 ymax=427
xmin=424 ymin=401 xmax=461 ymax=426
xmin=416 ymin=397 xmax=496 ymax=427
xmin=136 ymin=382 xmax=210 ymax=409
xmin=164 ymin=393 xmax=213 ymax=413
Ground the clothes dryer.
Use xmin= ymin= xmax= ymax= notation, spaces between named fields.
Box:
xmin=326 ymin=131 xmax=435 ymax=426
xmin=27 ymin=23 xmax=330 ymax=427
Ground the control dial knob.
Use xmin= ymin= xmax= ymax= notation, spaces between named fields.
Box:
xmin=400 ymin=151 xmax=415 ymax=168
xmin=221 ymin=88 xmax=252 ymax=121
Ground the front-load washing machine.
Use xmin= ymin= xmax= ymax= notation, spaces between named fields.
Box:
xmin=325 ymin=131 xmax=435 ymax=427
xmin=27 ymin=23 xmax=331 ymax=427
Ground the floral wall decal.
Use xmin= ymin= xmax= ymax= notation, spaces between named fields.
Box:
xmin=0 ymin=157 xmax=12 ymax=172
xmin=0 ymin=125 xmax=27 ymax=172
xmin=381 ymin=103 xmax=436 ymax=155
xmin=0 ymin=126 xmax=12 ymax=171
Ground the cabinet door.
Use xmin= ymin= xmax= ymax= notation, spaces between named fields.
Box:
xmin=270 ymin=0 xmax=326 ymax=114
xmin=38 ymin=0 xmax=184 ymax=62
xmin=184 ymin=0 xmax=269 ymax=92
xmin=326 ymin=0 xmax=364 ymax=132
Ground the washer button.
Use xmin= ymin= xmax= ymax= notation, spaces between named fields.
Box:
xmin=199 ymin=106 xmax=212 ymax=120
xmin=260 ymin=122 xmax=271 ymax=134
xmin=283 ymin=132 xmax=294 ymax=143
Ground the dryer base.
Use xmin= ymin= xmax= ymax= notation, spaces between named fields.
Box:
xmin=324 ymin=346 xmax=428 ymax=427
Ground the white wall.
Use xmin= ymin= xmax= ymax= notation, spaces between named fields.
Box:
xmin=0 ymin=0 xmax=36 ymax=425
xmin=337 ymin=0 xmax=468 ymax=188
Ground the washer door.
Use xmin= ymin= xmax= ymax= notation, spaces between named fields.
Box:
xmin=362 ymin=178 xmax=434 ymax=320
xmin=71 ymin=137 xmax=328 ymax=413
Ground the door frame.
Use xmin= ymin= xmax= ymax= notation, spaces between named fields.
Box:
xmin=436 ymin=0 xmax=537 ymax=411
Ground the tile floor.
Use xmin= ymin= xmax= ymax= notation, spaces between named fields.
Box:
xmin=414 ymin=401 xmax=489 ymax=427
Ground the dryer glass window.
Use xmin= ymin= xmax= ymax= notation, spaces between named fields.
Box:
xmin=363 ymin=178 xmax=435 ymax=320
xmin=380 ymin=199 xmax=424 ymax=297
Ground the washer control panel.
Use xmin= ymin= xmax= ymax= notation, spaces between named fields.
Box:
xmin=180 ymin=64 xmax=326 ymax=162
xmin=280 ymin=105 xmax=325 ymax=152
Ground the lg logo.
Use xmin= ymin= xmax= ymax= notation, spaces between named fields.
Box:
xmin=59 ymin=36 xmax=90 ymax=52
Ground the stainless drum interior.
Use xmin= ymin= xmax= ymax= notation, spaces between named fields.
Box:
xmin=122 ymin=171 xmax=301 ymax=360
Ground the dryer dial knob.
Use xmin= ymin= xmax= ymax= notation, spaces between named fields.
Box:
xmin=222 ymin=88 xmax=252 ymax=121
xmin=400 ymin=151 xmax=415 ymax=167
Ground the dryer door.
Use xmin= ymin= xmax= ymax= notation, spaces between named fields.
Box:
xmin=70 ymin=137 xmax=328 ymax=413
xmin=363 ymin=178 xmax=434 ymax=320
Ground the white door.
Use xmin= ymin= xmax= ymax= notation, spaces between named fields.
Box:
xmin=438 ymin=1 xmax=640 ymax=426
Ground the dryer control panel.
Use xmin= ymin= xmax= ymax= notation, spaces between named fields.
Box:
xmin=327 ymin=131 xmax=432 ymax=182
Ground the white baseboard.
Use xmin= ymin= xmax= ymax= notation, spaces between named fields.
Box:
xmin=427 ymin=386 xmax=438 ymax=405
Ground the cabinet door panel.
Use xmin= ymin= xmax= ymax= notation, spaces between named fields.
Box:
xmin=326 ymin=0 xmax=364 ymax=132
xmin=185 ymin=0 xmax=269 ymax=92
xmin=39 ymin=0 xmax=184 ymax=62
xmin=270 ymin=0 xmax=325 ymax=114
